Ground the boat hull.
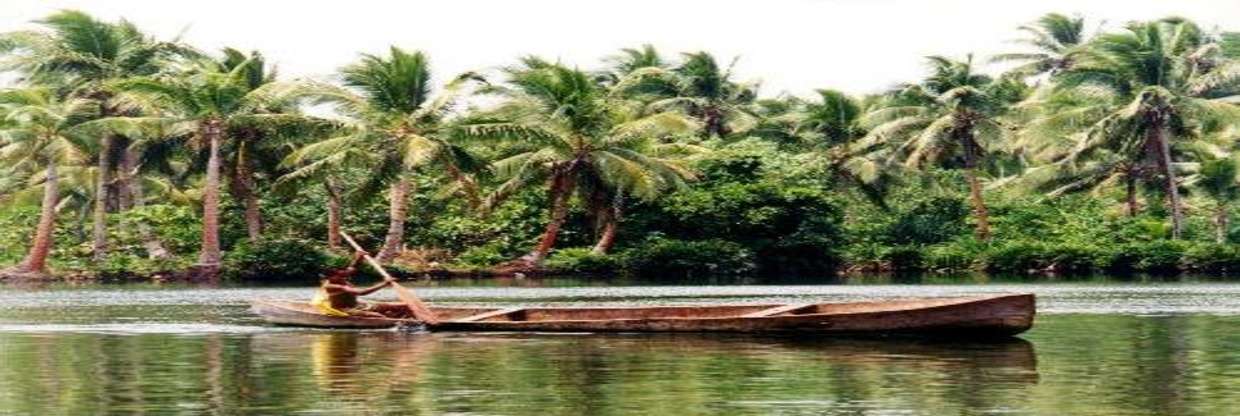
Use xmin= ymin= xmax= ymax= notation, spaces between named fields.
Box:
xmin=250 ymin=294 xmax=1035 ymax=337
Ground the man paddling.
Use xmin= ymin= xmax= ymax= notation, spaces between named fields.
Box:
xmin=310 ymin=251 xmax=411 ymax=318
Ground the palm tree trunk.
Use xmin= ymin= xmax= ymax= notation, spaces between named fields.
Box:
xmin=123 ymin=147 xmax=171 ymax=260
xmin=325 ymin=178 xmax=342 ymax=251
xmin=376 ymin=175 xmax=411 ymax=262
xmin=91 ymin=134 xmax=112 ymax=261
xmin=1125 ymin=175 xmax=1139 ymax=217
xmin=196 ymin=121 xmax=224 ymax=275
xmin=964 ymin=168 xmax=991 ymax=241
xmin=17 ymin=163 xmax=59 ymax=274
xmin=1216 ymin=203 xmax=1229 ymax=244
xmin=591 ymin=193 xmax=621 ymax=255
xmin=445 ymin=163 xmax=483 ymax=211
xmin=528 ymin=173 xmax=573 ymax=265
xmin=231 ymin=158 xmax=263 ymax=242
xmin=115 ymin=137 xmax=134 ymax=211
xmin=1150 ymin=125 xmax=1184 ymax=239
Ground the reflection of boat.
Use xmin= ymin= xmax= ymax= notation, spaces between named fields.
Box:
xmin=770 ymin=336 xmax=1039 ymax=383
xmin=251 ymin=293 xmax=1034 ymax=337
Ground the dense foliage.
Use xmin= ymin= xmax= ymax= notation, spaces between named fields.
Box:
xmin=1 ymin=11 xmax=1239 ymax=281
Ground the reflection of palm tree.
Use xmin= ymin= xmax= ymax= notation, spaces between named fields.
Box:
xmin=310 ymin=333 xmax=362 ymax=393
xmin=303 ymin=332 xmax=439 ymax=405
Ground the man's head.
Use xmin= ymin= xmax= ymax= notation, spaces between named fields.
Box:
xmin=326 ymin=266 xmax=355 ymax=283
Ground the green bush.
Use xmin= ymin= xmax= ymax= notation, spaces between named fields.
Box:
xmin=1104 ymin=240 xmax=1188 ymax=273
xmin=1182 ymin=243 xmax=1240 ymax=273
xmin=883 ymin=245 xmax=924 ymax=271
xmin=620 ymin=238 xmax=755 ymax=278
xmin=644 ymin=161 xmax=845 ymax=275
xmin=923 ymin=241 xmax=980 ymax=272
xmin=984 ymin=241 xmax=1106 ymax=274
xmin=984 ymin=241 xmax=1048 ymax=273
xmin=223 ymin=237 xmax=331 ymax=282
xmin=882 ymin=197 xmax=969 ymax=245
xmin=456 ymin=241 xmax=511 ymax=267
xmin=544 ymin=247 xmax=621 ymax=274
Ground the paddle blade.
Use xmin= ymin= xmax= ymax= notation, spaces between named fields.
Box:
xmin=392 ymin=282 xmax=439 ymax=324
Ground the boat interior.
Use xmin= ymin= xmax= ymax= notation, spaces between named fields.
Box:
xmin=426 ymin=297 xmax=983 ymax=323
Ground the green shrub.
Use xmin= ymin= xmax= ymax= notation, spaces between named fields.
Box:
xmin=1183 ymin=243 xmax=1240 ymax=273
xmin=883 ymin=245 xmax=924 ymax=271
xmin=923 ymin=241 xmax=980 ymax=272
xmin=544 ymin=247 xmax=621 ymax=274
xmin=985 ymin=241 xmax=1048 ymax=273
xmin=984 ymin=241 xmax=1105 ymax=274
xmin=1104 ymin=240 xmax=1188 ymax=273
xmin=620 ymin=238 xmax=755 ymax=278
xmin=841 ymin=242 xmax=888 ymax=270
xmin=456 ymin=241 xmax=511 ymax=267
xmin=882 ymin=197 xmax=969 ymax=245
xmin=223 ymin=237 xmax=331 ymax=282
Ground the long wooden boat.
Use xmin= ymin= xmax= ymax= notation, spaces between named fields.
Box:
xmin=250 ymin=293 xmax=1035 ymax=337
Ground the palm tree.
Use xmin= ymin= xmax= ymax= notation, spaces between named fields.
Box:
xmin=858 ymin=56 xmax=1017 ymax=240
xmin=461 ymin=58 xmax=699 ymax=264
xmin=612 ymin=51 xmax=757 ymax=137
xmin=993 ymin=13 xmax=1089 ymax=78
xmin=1051 ymin=17 xmax=1240 ymax=238
xmin=0 ymin=88 xmax=93 ymax=276
xmin=210 ymin=48 xmax=327 ymax=243
xmin=0 ymin=10 xmax=193 ymax=261
xmin=597 ymin=44 xmax=669 ymax=88
xmin=798 ymin=89 xmax=867 ymax=147
xmin=293 ymin=47 xmax=486 ymax=261
xmin=1196 ymin=156 xmax=1239 ymax=243
xmin=108 ymin=56 xmax=321 ymax=278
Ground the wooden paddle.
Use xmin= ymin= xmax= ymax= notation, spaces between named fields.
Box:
xmin=340 ymin=232 xmax=439 ymax=324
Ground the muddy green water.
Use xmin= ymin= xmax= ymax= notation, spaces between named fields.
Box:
xmin=2 ymin=278 xmax=1240 ymax=415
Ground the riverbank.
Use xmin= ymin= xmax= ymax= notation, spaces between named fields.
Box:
xmin=6 ymin=241 xmax=1240 ymax=285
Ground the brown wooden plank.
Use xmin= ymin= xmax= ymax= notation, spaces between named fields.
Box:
xmin=741 ymin=304 xmax=813 ymax=318
xmin=454 ymin=308 xmax=524 ymax=322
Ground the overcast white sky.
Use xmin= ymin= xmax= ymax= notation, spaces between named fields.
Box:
xmin=3 ymin=0 xmax=1239 ymax=97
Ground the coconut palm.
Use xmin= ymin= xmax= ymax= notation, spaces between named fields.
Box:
xmin=211 ymin=47 xmax=326 ymax=242
xmin=599 ymin=45 xmax=666 ymax=77
xmin=1047 ymin=17 xmax=1240 ymax=238
xmin=858 ymin=56 xmax=1016 ymax=240
xmin=798 ymin=89 xmax=867 ymax=147
xmin=612 ymin=51 xmax=757 ymax=137
xmin=0 ymin=88 xmax=94 ymax=276
xmin=106 ymin=56 xmax=323 ymax=278
xmin=0 ymin=10 xmax=194 ymax=261
xmin=460 ymin=58 xmax=699 ymax=264
xmin=993 ymin=13 xmax=1089 ymax=78
xmin=288 ymin=47 xmax=486 ymax=261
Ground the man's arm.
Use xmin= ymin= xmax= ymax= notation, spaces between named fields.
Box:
xmin=348 ymin=251 xmax=365 ymax=268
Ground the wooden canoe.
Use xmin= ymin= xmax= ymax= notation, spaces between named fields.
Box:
xmin=250 ymin=293 xmax=1035 ymax=337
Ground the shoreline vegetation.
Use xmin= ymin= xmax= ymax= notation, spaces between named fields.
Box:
xmin=2 ymin=12 xmax=1240 ymax=283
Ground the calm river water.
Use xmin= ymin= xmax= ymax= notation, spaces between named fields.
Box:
xmin=2 ymin=277 xmax=1240 ymax=415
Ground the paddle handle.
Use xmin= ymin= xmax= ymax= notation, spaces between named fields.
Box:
xmin=340 ymin=233 xmax=396 ymax=281
xmin=339 ymin=232 xmax=439 ymax=324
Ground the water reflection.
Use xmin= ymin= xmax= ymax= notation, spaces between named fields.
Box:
xmin=0 ymin=330 xmax=1043 ymax=415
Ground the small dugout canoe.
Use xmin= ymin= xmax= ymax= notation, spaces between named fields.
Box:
xmin=250 ymin=293 xmax=1035 ymax=337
